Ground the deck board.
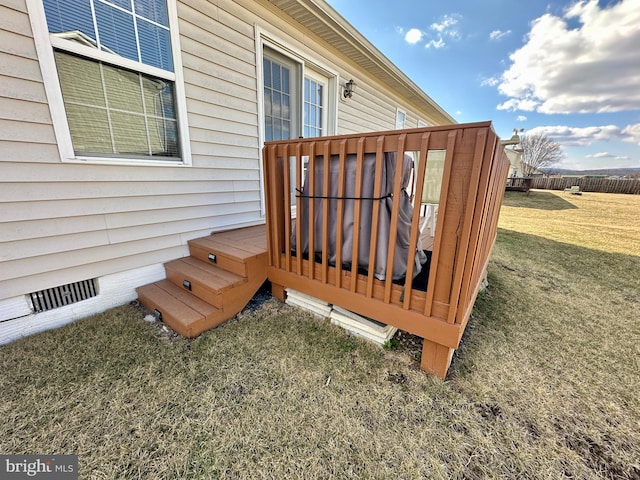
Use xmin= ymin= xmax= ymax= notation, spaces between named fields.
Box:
xmin=213 ymin=225 xmax=267 ymax=252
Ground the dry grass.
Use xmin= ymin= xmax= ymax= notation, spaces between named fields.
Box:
xmin=500 ymin=189 xmax=640 ymax=256
xmin=1 ymin=190 xmax=639 ymax=479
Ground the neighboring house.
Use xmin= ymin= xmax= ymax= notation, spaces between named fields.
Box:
xmin=504 ymin=148 xmax=523 ymax=177
xmin=500 ymin=132 xmax=525 ymax=178
xmin=0 ymin=0 xmax=455 ymax=343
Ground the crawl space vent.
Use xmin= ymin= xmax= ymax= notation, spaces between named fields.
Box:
xmin=28 ymin=279 xmax=98 ymax=313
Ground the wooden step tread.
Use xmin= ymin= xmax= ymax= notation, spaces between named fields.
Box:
xmin=153 ymin=279 xmax=219 ymax=316
xmin=137 ymin=283 xmax=207 ymax=333
xmin=191 ymin=235 xmax=266 ymax=259
xmin=211 ymin=225 xmax=268 ymax=250
xmin=165 ymin=257 xmax=246 ymax=291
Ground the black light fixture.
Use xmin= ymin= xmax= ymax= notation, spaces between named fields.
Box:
xmin=343 ymin=79 xmax=356 ymax=99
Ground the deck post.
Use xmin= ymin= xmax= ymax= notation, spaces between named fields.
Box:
xmin=420 ymin=339 xmax=455 ymax=379
xmin=271 ymin=283 xmax=286 ymax=301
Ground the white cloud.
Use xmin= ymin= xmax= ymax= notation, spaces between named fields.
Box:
xmin=497 ymin=98 xmax=539 ymax=112
xmin=489 ymin=29 xmax=511 ymax=41
xmin=584 ymin=152 xmax=628 ymax=159
xmin=496 ymin=0 xmax=640 ymax=114
xmin=404 ymin=28 xmax=424 ymax=45
xmin=622 ymin=123 xmax=640 ymax=145
xmin=400 ymin=13 xmax=462 ymax=50
xmin=516 ymin=115 xmax=527 ymax=122
xmin=527 ymin=125 xmax=621 ymax=146
xmin=430 ymin=14 xmax=461 ymax=37
xmin=424 ymin=13 xmax=462 ymax=48
xmin=425 ymin=37 xmax=445 ymax=49
xmin=481 ymin=77 xmax=499 ymax=87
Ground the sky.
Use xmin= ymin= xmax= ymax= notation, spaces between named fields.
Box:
xmin=325 ymin=0 xmax=640 ymax=170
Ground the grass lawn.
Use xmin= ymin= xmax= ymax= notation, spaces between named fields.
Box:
xmin=1 ymin=190 xmax=639 ymax=479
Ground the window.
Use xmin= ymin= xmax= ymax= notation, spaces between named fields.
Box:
xmin=263 ymin=51 xmax=298 ymax=142
xmin=31 ymin=0 xmax=188 ymax=163
xmin=395 ymin=108 xmax=406 ymax=129
xmin=303 ymin=76 xmax=324 ymax=138
xmin=262 ymin=46 xmax=332 ymax=141
xmin=261 ymin=43 xmax=335 ymax=209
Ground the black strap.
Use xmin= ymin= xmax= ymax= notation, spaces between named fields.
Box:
xmin=295 ymin=188 xmax=392 ymax=201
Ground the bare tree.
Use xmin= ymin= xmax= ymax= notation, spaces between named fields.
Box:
xmin=520 ymin=133 xmax=563 ymax=176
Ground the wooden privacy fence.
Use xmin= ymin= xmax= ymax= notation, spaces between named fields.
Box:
xmin=531 ymin=176 xmax=640 ymax=194
xmin=262 ymin=122 xmax=510 ymax=378
xmin=506 ymin=177 xmax=532 ymax=193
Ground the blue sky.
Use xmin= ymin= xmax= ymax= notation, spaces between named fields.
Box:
xmin=326 ymin=0 xmax=640 ymax=170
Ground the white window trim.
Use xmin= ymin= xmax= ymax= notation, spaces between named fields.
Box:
xmin=26 ymin=0 xmax=192 ymax=167
xmin=254 ymin=26 xmax=339 ymax=216
xmin=417 ymin=119 xmax=429 ymax=128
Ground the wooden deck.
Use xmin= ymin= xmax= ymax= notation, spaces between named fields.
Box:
xmin=506 ymin=177 xmax=532 ymax=193
xmin=137 ymin=225 xmax=267 ymax=337
xmin=136 ymin=123 xmax=510 ymax=380
xmin=263 ymin=122 xmax=510 ymax=378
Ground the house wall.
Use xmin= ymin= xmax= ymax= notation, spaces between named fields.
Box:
xmin=0 ymin=0 xmax=448 ymax=333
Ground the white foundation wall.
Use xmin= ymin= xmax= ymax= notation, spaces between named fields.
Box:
xmin=0 ymin=264 xmax=165 ymax=345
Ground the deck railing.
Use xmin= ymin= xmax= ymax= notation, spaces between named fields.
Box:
xmin=506 ymin=176 xmax=533 ymax=192
xmin=263 ymin=122 xmax=510 ymax=377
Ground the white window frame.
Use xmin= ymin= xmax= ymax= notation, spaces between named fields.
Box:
xmin=395 ymin=107 xmax=406 ymax=130
xmin=417 ymin=119 xmax=429 ymax=128
xmin=26 ymin=0 xmax=192 ymax=167
xmin=303 ymin=69 xmax=329 ymax=139
xmin=255 ymin=27 xmax=338 ymax=216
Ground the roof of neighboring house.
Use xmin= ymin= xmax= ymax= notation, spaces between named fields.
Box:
xmin=265 ymin=0 xmax=456 ymax=126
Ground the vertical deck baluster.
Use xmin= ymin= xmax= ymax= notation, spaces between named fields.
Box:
xmin=383 ymin=134 xmax=407 ymax=303
xmin=447 ymin=129 xmax=487 ymax=324
xmin=335 ymin=139 xmax=348 ymax=289
xmin=262 ymin=145 xmax=274 ymax=267
xmin=403 ymin=132 xmax=431 ymax=310
xmin=267 ymin=144 xmax=282 ymax=269
xmin=283 ymin=144 xmax=292 ymax=273
xmin=321 ymin=141 xmax=331 ymax=284
xmin=350 ymin=138 xmax=365 ymax=293
xmin=295 ymin=142 xmax=303 ymax=275
xmin=366 ymin=136 xmax=386 ymax=298
xmin=423 ymin=130 xmax=457 ymax=317
xmin=307 ymin=142 xmax=316 ymax=281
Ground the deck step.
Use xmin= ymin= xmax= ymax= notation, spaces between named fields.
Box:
xmin=188 ymin=236 xmax=254 ymax=277
xmin=136 ymin=225 xmax=268 ymax=339
xmin=165 ymin=257 xmax=246 ymax=308
xmin=136 ymin=281 xmax=220 ymax=338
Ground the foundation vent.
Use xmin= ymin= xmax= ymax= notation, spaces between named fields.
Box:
xmin=28 ymin=279 xmax=98 ymax=313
